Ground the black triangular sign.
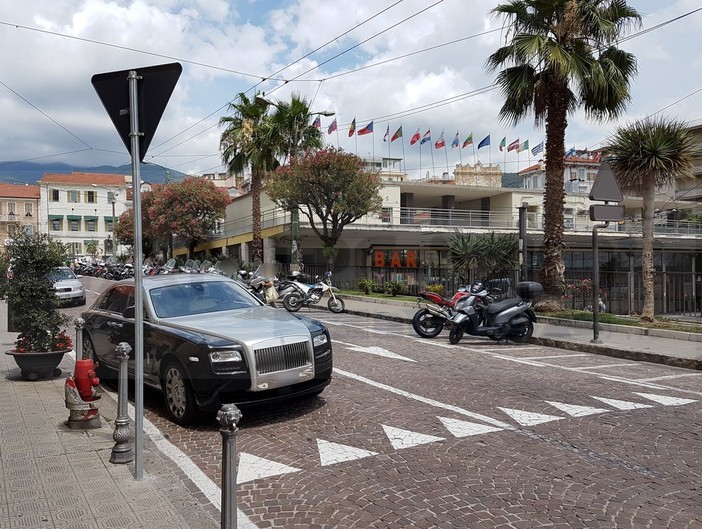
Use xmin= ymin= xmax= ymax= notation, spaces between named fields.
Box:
xmin=91 ymin=63 xmax=182 ymax=162
xmin=589 ymin=160 xmax=623 ymax=202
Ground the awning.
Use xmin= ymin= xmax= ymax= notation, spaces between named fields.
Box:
xmin=48 ymin=215 xmax=64 ymax=220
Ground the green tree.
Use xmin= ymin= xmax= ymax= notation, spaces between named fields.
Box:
xmin=606 ymin=117 xmax=697 ymax=322
xmin=269 ymin=93 xmax=325 ymax=160
xmin=220 ymin=93 xmax=277 ymax=262
xmin=448 ymin=231 xmax=519 ymax=279
xmin=149 ymin=177 xmax=232 ymax=259
xmin=486 ymin=0 xmax=641 ymax=306
xmin=267 ymin=147 xmax=383 ymax=268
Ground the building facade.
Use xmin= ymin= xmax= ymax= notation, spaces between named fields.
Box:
xmin=0 ymin=184 xmax=40 ymax=250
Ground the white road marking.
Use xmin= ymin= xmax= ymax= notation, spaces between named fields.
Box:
xmin=633 ymin=392 xmax=698 ymax=406
xmin=545 ymin=401 xmax=610 ymax=417
xmin=437 ymin=417 xmax=503 ymax=438
xmin=334 ymin=368 xmax=515 ymax=430
xmin=335 ymin=341 xmax=417 ymax=362
xmin=636 ymin=373 xmax=702 ymax=382
xmin=381 ymin=424 xmax=445 ymax=450
xmin=569 ymin=363 xmax=637 ymax=370
xmin=497 ymin=407 xmax=564 ymax=426
xmin=589 ymin=396 xmax=653 ymax=410
xmin=521 ymin=354 xmax=591 ymax=360
xmin=317 ymin=439 xmax=378 ymax=466
xmin=237 ymin=453 xmax=301 ymax=483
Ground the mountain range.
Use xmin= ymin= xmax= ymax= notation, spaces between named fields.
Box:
xmin=0 ymin=161 xmax=188 ymax=186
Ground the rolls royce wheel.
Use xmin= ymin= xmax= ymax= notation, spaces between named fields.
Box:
xmin=162 ymin=361 xmax=198 ymax=425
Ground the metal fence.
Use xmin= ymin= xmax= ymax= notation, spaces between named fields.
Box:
xmin=279 ymin=264 xmax=700 ymax=316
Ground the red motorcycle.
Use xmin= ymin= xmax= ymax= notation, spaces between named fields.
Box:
xmin=412 ymin=285 xmax=472 ymax=338
xmin=412 ymin=282 xmax=496 ymax=338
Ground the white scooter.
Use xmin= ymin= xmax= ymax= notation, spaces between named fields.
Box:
xmin=282 ymin=271 xmax=345 ymax=313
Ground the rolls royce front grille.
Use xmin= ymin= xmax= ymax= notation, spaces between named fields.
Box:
xmin=254 ymin=341 xmax=310 ymax=375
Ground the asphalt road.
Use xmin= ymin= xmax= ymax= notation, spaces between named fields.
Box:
xmin=68 ymin=277 xmax=702 ymax=529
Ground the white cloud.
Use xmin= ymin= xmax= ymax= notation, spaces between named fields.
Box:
xmin=0 ymin=0 xmax=700 ymax=179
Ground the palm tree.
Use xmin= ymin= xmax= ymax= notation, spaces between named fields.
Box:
xmin=486 ymin=0 xmax=641 ymax=306
xmin=267 ymin=93 xmax=325 ymax=267
xmin=606 ymin=117 xmax=697 ymax=322
xmin=219 ymin=93 xmax=277 ymax=262
xmin=269 ymin=93 xmax=324 ymax=161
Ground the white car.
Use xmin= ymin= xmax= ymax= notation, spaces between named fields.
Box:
xmin=49 ymin=266 xmax=86 ymax=306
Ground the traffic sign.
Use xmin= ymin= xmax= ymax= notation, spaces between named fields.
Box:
xmin=91 ymin=63 xmax=182 ymax=161
xmin=589 ymin=160 xmax=623 ymax=202
xmin=589 ymin=204 xmax=624 ymax=222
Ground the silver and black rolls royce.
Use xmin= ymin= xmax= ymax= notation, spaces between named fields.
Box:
xmin=82 ymin=274 xmax=333 ymax=425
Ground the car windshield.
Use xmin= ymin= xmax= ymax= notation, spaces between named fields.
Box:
xmin=150 ymin=280 xmax=260 ymax=318
xmin=48 ymin=268 xmax=77 ymax=281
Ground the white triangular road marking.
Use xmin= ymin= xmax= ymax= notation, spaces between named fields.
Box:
xmin=336 ymin=341 xmax=417 ymax=362
xmin=381 ymin=424 xmax=445 ymax=450
xmin=317 ymin=439 xmax=378 ymax=466
xmin=545 ymin=401 xmax=610 ymax=417
xmin=438 ymin=417 xmax=503 ymax=438
xmin=497 ymin=407 xmax=563 ymax=426
xmin=590 ymin=396 xmax=653 ymax=410
xmin=237 ymin=453 xmax=301 ymax=483
xmin=633 ymin=392 xmax=697 ymax=406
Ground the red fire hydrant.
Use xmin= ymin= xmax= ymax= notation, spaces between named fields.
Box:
xmin=73 ymin=358 xmax=100 ymax=401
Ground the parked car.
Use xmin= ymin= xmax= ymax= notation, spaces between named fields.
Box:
xmin=81 ymin=274 xmax=333 ymax=425
xmin=49 ymin=266 xmax=86 ymax=306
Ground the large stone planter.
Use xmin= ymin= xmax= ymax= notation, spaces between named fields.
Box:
xmin=5 ymin=350 xmax=67 ymax=380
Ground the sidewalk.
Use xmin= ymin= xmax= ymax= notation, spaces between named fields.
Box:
xmin=333 ymin=295 xmax=702 ymax=371
xmin=0 ymin=298 xmax=221 ymax=529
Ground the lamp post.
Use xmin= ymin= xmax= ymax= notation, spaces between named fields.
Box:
xmin=254 ymin=95 xmax=334 ymax=268
xmin=111 ymin=193 xmax=116 ymax=257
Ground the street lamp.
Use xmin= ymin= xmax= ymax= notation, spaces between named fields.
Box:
xmin=254 ymin=95 xmax=335 ymax=268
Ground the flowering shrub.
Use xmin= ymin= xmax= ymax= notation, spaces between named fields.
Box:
xmin=563 ymin=278 xmax=608 ymax=310
xmin=15 ymin=330 xmax=73 ymax=354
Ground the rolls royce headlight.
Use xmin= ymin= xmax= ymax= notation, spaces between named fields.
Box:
xmin=313 ymin=334 xmax=328 ymax=347
xmin=209 ymin=348 xmax=243 ymax=362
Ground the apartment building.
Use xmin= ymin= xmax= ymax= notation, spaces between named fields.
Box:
xmin=0 ymin=184 xmax=40 ymax=250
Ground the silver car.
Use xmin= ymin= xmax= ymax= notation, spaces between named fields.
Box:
xmin=49 ymin=266 xmax=86 ymax=306
xmin=81 ymin=274 xmax=333 ymax=425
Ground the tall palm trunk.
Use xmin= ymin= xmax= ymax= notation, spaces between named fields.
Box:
xmin=640 ymin=176 xmax=656 ymax=322
xmin=540 ymin=84 xmax=568 ymax=305
xmin=250 ymin=169 xmax=263 ymax=262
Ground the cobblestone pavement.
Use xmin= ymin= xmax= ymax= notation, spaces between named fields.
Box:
xmin=140 ymin=311 xmax=702 ymax=529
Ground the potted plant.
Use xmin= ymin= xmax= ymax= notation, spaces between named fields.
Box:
xmin=4 ymin=231 xmax=73 ymax=380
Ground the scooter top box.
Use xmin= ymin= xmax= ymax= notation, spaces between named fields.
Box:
xmin=515 ymin=281 xmax=543 ymax=298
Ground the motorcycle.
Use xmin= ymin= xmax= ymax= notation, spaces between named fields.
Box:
xmin=411 ymin=284 xmax=473 ymax=338
xmin=282 ymin=271 xmax=345 ymax=313
xmin=448 ymin=281 xmax=543 ymax=344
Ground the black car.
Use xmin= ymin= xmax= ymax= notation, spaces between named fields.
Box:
xmin=82 ymin=274 xmax=333 ymax=425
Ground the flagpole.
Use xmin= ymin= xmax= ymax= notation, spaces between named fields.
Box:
xmin=444 ymin=144 xmax=449 ymax=175
xmin=402 ymin=139 xmax=406 ymax=175
xmin=419 ymin=141 xmax=422 ymax=180
xmin=335 ymin=127 xmax=339 ymax=148
xmin=430 ymin=143 xmax=435 ymax=178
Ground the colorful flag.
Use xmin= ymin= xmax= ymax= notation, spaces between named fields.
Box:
xmin=498 ymin=137 xmax=507 ymax=151
xmin=420 ymin=129 xmax=431 ymax=144
xmin=451 ymin=131 xmax=460 ymax=148
xmin=383 ymin=125 xmax=390 ymax=142
xmin=434 ymin=131 xmax=445 ymax=149
xmin=507 ymin=138 xmax=520 ymax=152
xmin=478 ymin=135 xmax=490 ymax=150
xmin=358 ymin=121 xmax=374 ymax=136
xmin=312 ymin=116 xmax=321 ymax=129
xmin=410 ymin=128 xmax=421 ymax=145
xmin=348 ymin=118 xmax=356 ymax=137
xmin=565 ymin=146 xmax=576 ymax=158
xmin=518 ymin=139 xmax=530 ymax=153
xmin=327 ymin=118 xmax=337 ymax=135
xmin=391 ymin=126 xmax=403 ymax=143
xmin=462 ymin=133 xmax=473 ymax=149
xmin=531 ymin=141 xmax=544 ymax=156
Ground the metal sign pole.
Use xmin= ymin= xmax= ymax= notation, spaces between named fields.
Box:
xmin=128 ymin=70 xmax=145 ymax=480
xmin=591 ymin=221 xmax=609 ymax=344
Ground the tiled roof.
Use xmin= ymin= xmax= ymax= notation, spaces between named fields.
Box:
xmin=38 ymin=172 xmax=126 ymax=186
xmin=0 ymin=184 xmax=40 ymax=198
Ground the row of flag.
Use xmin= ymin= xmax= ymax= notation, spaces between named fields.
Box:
xmin=316 ymin=117 xmax=547 ymax=157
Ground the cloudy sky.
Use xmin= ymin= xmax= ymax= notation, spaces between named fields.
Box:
xmin=1 ymin=0 xmax=701 ymax=181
